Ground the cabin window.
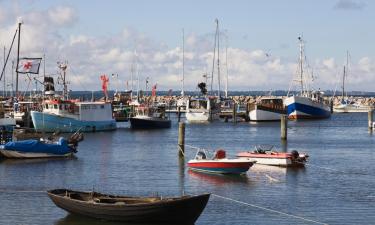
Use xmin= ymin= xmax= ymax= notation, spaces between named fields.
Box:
xmin=64 ymin=105 xmax=68 ymax=110
xmin=54 ymin=104 xmax=58 ymax=109
xmin=45 ymin=104 xmax=48 ymax=109
xmin=59 ymin=105 xmax=62 ymax=110
xmin=91 ymin=105 xmax=97 ymax=109
xmin=100 ymin=105 xmax=104 ymax=109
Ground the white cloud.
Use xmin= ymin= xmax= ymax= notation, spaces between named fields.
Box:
xmin=1 ymin=3 xmax=375 ymax=93
xmin=333 ymin=0 xmax=366 ymax=10
xmin=48 ymin=6 xmax=78 ymax=26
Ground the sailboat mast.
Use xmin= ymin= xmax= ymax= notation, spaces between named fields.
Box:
xmin=3 ymin=46 xmax=5 ymax=97
xmin=210 ymin=19 xmax=218 ymax=96
xmin=15 ymin=21 xmax=22 ymax=97
xmin=225 ymin=36 xmax=228 ymax=98
xmin=342 ymin=66 xmax=345 ymax=100
xmin=298 ymin=37 xmax=304 ymax=95
xmin=217 ymin=19 xmax=221 ymax=98
xmin=181 ymin=29 xmax=185 ymax=97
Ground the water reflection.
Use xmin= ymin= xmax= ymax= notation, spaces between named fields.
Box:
xmin=188 ymin=170 xmax=249 ymax=186
xmin=55 ymin=214 xmax=192 ymax=225
xmin=0 ymin=157 xmax=77 ymax=165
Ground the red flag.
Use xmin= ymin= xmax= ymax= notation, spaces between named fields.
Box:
xmin=100 ymin=74 xmax=109 ymax=99
xmin=152 ymin=84 xmax=157 ymax=97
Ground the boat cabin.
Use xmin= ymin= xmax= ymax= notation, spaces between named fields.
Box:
xmin=187 ymin=97 xmax=220 ymax=111
xmin=135 ymin=104 xmax=167 ymax=119
xmin=43 ymin=100 xmax=113 ymax=121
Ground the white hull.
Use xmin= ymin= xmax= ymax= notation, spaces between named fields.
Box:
xmin=333 ymin=104 xmax=372 ymax=113
xmin=246 ymin=157 xmax=292 ymax=166
xmin=0 ymin=149 xmax=73 ymax=158
xmin=249 ymin=109 xmax=282 ymax=121
xmin=185 ymin=111 xmax=219 ymax=122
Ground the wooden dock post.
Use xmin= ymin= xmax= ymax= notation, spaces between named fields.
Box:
xmin=245 ymin=102 xmax=250 ymax=122
xmin=232 ymin=103 xmax=237 ymax=124
xmin=178 ymin=122 xmax=185 ymax=157
xmin=281 ymin=115 xmax=287 ymax=140
xmin=368 ymin=109 xmax=373 ymax=129
xmin=177 ymin=106 xmax=181 ymax=122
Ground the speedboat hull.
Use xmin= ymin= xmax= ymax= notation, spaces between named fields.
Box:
xmin=0 ymin=137 xmax=76 ymax=159
xmin=0 ymin=149 xmax=73 ymax=158
xmin=285 ymin=96 xmax=331 ymax=119
xmin=31 ymin=111 xmax=116 ymax=133
xmin=188 ymin=159 xmax=255 ymax=174
xmin=237 ymin=152 xmax=308 ymax=167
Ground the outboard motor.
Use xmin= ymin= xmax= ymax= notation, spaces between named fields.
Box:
xmin=291 ymin=150 xmax=299 ymax=159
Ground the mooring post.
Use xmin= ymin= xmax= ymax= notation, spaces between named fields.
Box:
xmin=178 ymin=122 xmax=185 ymax=157
xmin=281 ymin=115 xmax=287 ymax=140
xmin=177 ymin=106 xmax=181 ymax=122
xmin=245 ymin=102 xmax=250 ymax=122
xmin=232 ymin=102 xmax=237 ymax=124
xmin=368 ymin=109 xmax=373 ymax=129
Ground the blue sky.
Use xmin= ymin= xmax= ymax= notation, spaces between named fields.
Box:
xmin=0 ymin=0 xmax=374 ymax=91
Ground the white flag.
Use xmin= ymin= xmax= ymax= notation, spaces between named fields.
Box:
xmin=17 ymin=57 xmax=42 ymax=74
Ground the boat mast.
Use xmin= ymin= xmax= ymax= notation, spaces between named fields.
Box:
xmin=298 ymin=36 xmax=304 ymax=95
xmin=210 ymin=19 xmax=218 ymax=96
xmin=181 ymin=29 xmax=185 ymax=97
xmin=217 ymin=19 xmax=221 ymax=98
xmin=342 ymin=66 xmax=345 ymax=100
xmin=3 ymin=46 xmax=5 ymax=97
xmin=15 ymin=20 xmax=22 ymax=98
xmin=225 ymin=34 xmax=228 ymax=98
xmin=345 ymin=50 xmax=349 ymax=99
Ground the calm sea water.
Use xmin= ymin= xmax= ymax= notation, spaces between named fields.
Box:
xmin=0 ymin=113 xmax=375 ymax=225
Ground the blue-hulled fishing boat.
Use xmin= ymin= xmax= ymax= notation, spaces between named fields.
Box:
xmin=285 ymin=37 xmax=331 ymax=119
xmin=31 ymin=99 xmax=116 ymax=132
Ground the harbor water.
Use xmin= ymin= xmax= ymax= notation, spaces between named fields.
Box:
xmin=0 ymin=113 xmax=374 ymax=225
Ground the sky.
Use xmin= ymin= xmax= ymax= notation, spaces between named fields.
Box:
xmin=0 ymin=0 xmax=374 ymax=93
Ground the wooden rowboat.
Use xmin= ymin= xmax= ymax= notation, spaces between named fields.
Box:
xmin=47 ymin=189 xmax=210 ymax=224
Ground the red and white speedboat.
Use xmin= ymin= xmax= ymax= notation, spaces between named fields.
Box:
xmin=188 ymin=149 xmax=256 ymax=175
xmin=236 ymin=145 xmax=308 ymax=167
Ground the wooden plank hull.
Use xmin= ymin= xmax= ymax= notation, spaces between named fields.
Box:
xmin=47 ymin=189 xmax=209 ymax=224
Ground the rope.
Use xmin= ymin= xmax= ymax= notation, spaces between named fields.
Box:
xmin=0 ymin=189 xmax=45 ymax=193
xmin=212 ymin=194 xmax=328 ymax=225
xmin=178 ymin=145 xmax=185 ymax=157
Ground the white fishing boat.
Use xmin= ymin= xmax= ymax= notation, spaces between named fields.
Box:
xmin=285 ymin=37 xmax=331 ymax=119
xmin=249 ymin=96 xmax=286 ymax=121
xmin=186 ymin=97 xmax=220 ymax=122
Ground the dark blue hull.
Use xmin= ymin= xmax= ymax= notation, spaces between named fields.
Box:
xmin=130 ymin=117 xmax=171 ymax=129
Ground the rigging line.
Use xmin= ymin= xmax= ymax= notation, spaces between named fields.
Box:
xmin=68 ymin=66 xmax=88 ymax=92
xmin=0 ymin=27 xmax=18 ymax=81
xmin=0 ymin=189 xmax=45 ymax=193
xmin=212 ymin=194 xmax=328 ymax=225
